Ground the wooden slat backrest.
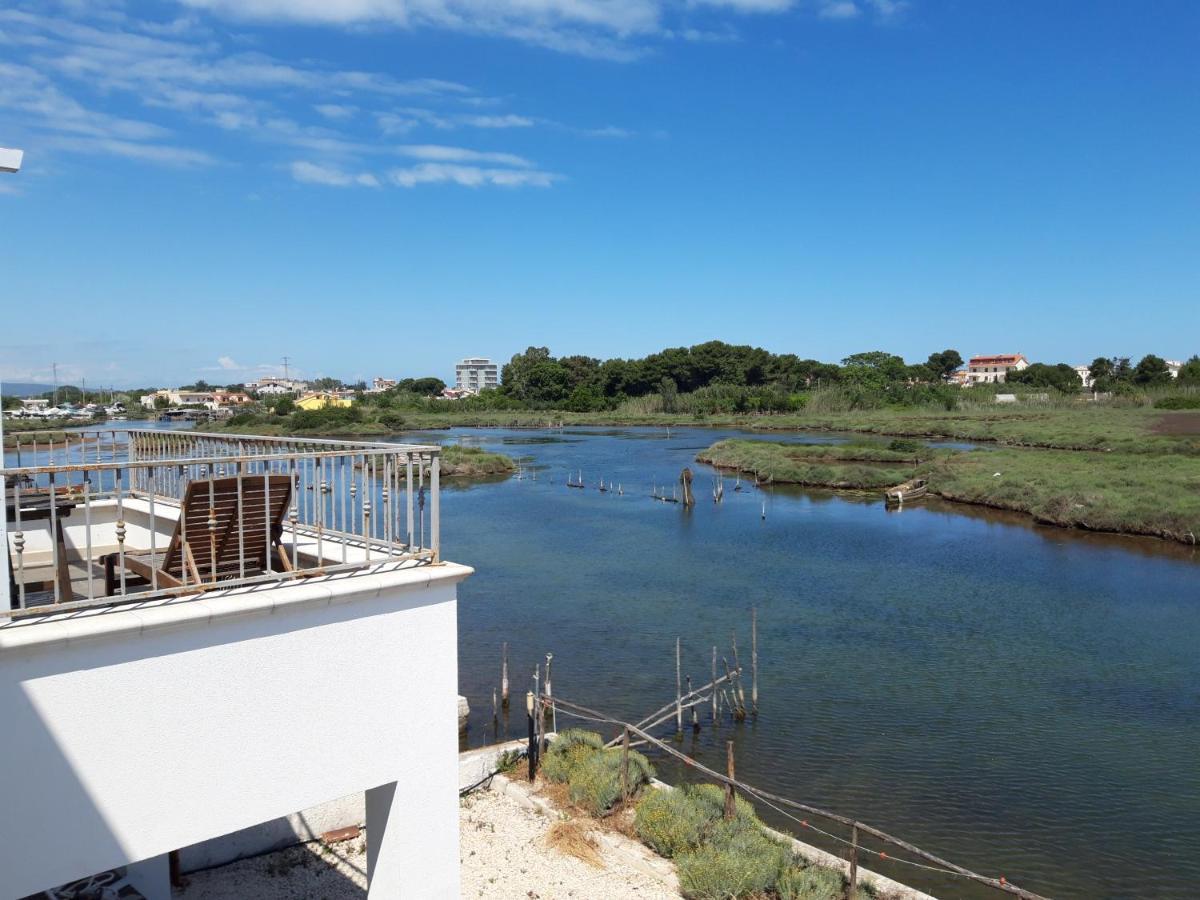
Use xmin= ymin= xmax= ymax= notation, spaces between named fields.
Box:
xmin=163 ymin=475 xmax=292 ymax=580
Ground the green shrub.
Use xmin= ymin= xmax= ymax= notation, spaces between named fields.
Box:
xmin=687 ymin=783 xmax=761 ymax=825
xmin=777 ymin=864 xmax=843 ymax=900
xmin=676 ymin=831 xmax=790 ymax=900
xmin=541 ymin=729 xmax=603 ymax=784
xmin=886 ymin=438 xmax=922 ymax=454
xmin=634 ymin=788 xmax=710 ymax=858
xmin=1154 ymin=395 xmax=1200 ymax=410
xmin=566 ymin=747 xmax=654 ymax=816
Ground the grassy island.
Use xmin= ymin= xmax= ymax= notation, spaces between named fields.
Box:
xmin=699 ymin=438 xmax=1200 ymax=545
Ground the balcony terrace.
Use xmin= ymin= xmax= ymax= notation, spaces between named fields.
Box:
xmin=3 ymin=429 xmax=442 ymax=615
xmin=1 ymin=428 xmax=470 ymax=898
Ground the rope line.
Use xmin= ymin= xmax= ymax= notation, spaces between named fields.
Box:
xmin=541 ymin=697 xmax=1047 ymax=900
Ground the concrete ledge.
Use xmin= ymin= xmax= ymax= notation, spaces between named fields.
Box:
xmin=0 ymin=560 xmax=474 ymax=655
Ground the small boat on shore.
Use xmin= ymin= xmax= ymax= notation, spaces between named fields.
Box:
xmin=884 ymin=478 xmax=928 ymax=505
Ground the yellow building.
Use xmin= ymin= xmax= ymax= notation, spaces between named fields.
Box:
xmin=295 ymin=391 xmax=354 ymax=411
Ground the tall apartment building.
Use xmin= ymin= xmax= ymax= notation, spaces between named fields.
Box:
xmin=455 ymin=357 xmax=499 ymax=394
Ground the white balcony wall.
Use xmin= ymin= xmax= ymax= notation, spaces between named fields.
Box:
xmin=0 ymin=562 xmax=472 ymax=899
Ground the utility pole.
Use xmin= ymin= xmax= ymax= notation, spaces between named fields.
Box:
xmin=52 ymin=362 xmax=58 ymax=408
xmin=282 ymin=356 xmax=291 ymax=383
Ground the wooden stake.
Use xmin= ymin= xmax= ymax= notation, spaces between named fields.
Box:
xmin=501 ymin=642 xmax=509 ymax=708
xmin=688 ymin=676 xmax=699 ymax=732
xmin=849 ymin=823 xmax=859 ymax=897
xmin=711 ymin=646 xmax=718 ymax=721
xmin=751 ymin=607 xmax=759 ymax=715
xmin=620 ymin=727 xmax=631 ymax=801
xmin=492 ymin=687 xmax=498 ymax=721
xmin=724 ymin=741 xmax=736 ymax=820
xmin=675 ymin=637 xmax=683 ymax=735
xmin=526 ymin=691 xmax=537 ymax=782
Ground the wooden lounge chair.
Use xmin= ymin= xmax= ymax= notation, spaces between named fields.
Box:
xmin=104 ymin=474 xmax=293 ymax=595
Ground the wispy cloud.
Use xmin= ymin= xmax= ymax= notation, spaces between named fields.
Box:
xmin=290 ymin=160 xmax=380 ymax=188
xmin=818 ymin=1 xmax=860 ymax=19
xmin=388 ymin=163 xmax=559 ymax=188
xmin=395 ymin=144 xmax=533 ymax=168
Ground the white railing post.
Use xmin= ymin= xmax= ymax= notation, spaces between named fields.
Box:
xmin=430 ymin=451 xmax=440 ymax=561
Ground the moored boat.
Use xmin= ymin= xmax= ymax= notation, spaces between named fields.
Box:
xmin=885 ymin=477 xmax=928 ymax=505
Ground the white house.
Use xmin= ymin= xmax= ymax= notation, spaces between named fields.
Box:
xmin=1073 ymin=365 xmax=1094 ymax=389
xmin=962 ymin=354 xmax=1030 ymax=385
xmin=1166 ymin=360 xmax=1184 ymax=379
xmin=1 ymin=430 xmax=466 ymax=899
xmin=248 ymin=378 xmax=309 ymax=396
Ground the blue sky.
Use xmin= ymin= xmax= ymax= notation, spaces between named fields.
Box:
xmin=1 ymin=0 xmax=1197 ymax=388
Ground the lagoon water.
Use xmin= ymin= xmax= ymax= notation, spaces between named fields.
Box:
xmin=5 ymin=422 xmax=1196 ymax=897
xmin=421 ymin=426 xmax=1198 ymax=900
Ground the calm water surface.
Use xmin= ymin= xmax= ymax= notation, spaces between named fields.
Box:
xmin=413 ymin=426 xmax=1198 ymax=900
xmin=6 ymin=423 xmax=1195 ymax=897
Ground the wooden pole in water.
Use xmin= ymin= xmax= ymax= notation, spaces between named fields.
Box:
xmin=711 ymin=646 xmax=718 ymax=721
xmin=688 ymin=676 xmax=699 ymax=732
xmin=501 ymin=642 xmax=510 ymax=709
xmin=731 ymin=631 xmax=747 ymax=716
xmin=675 ymin=637 xmax=683 ymax=735
xmin=751 ymin=607 xmax=759 ymax=716
xmin=724 ymin=741 xmax=736 ymax=820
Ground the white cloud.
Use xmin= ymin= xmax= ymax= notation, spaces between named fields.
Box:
xmin=866 ymin=0 xmax=908 ymax=20
xmin=217 ymin=355 xmax=241 ymax=370
xmin=818 ymin=1 xmax=860 ymax=19
xmin=460 ymin=114 xmax=534 ymax=128
xmin=290 ymin=160 xmax=380 ymax=187
xmin=388 ymin=162 xmax=558 ymax=188
xmin=395 ymin=144 xmax=532 ymax=168
xmin=314 ymin=103 xmax=357 ymax=120
xmin=581 ymin=125 xmax=633 ymax=138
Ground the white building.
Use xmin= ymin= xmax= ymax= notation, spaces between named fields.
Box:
xmin=1 ymin=431 xmax=467 ymax=899
xmin=962 ymin=354 xmax=1030 ymax=385
xmin=248 ymin=378 xmax=309 ymax=396
xmin=455 ymin=358 xmax=499 ymax=395
xmin=1166 ymin=360 xmax=1184 ymax=379
xmin=1073 ymin=365 xmax=1094 ymax=389
xmin=370 ymin=377 xmax=398 ymax=393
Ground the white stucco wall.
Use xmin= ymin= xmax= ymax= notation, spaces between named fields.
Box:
xmin=0 ymin=561 xmax=472 ymax=900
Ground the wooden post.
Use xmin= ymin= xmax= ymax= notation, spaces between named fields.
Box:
xmin=492 ymin=687 xmax=498 ymax=722
xmin=723 ymin=740 xmax=736 ymax=820
xmin=688 ymin=676 xmax=699 ymax=732
xmin=711 ymin=646 xmax=718 ymax=721
xmin=526 ymin=691 xmax=537 ymax=781
xmin=751 ymin=607 xmax=759 ymax=715
xmin=675 ymin=636 xmax=683 ymax=736
xmin=731 ymin=632 xmax=746 ymax=718
xmin=501 ymin=642 xmax=509 ymax=708
xmin=620 ymin=727 xmax=631 ymax=801
xmin=849 ymin=824 xmax=860 ymax=897
xmin=545 ymin=652 xmax=555 ymax=732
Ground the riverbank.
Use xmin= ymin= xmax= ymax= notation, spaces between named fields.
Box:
xmin=698 ymin=438 xmax=1200 ymax=545
xmin=291 ymin=405 xmax=1198 ymax=454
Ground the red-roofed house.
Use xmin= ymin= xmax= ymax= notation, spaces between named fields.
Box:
xmin=964 ymin=353 xmax=1029 ymax=385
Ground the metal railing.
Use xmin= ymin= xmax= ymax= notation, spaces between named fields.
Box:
xmin=1 ymin=429 xmax=442 ymax=617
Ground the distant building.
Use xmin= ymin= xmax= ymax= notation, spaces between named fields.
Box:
xmin=370 ymin=377 xmax=398 ymax=393
xmin=1073 ymin=365 xmax=1094 ymax=389
xmin=248 ymin=378 xmax=308 ymax=396
xmin=295 ymin=391 xmax=353 ymax=411
xmin=207 ymin=391 xmax=253 ymax=410
xmin=1166 ymin=360 xmax=1184 ymax=379
xmin=963 ymin=354 xmax=1029 ymax=385
xmin=441 ymin=387 xmax=470 ymax=400
xmin=455 ymin=357 xmax=499 ymax=395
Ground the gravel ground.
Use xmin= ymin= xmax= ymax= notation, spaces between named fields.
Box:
xmin=175 ymin=786 xmax=677 ymax=899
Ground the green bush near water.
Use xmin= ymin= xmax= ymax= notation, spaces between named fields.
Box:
xmin=568 ymin=747 xmax=655 ymax=816
xmin=541 ymin=729 xmax=604 ymax=784
xmin=776 ymin=864 xmax=847 ymax=900
xmin=542 ymin=729 xmax=655 ymax=816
